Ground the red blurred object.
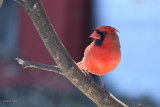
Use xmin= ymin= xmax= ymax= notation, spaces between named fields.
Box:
xmin=78 ymin=26 xmax=121 ymax=75
xmin=78 ymin=26 xmax=121 ymax=92
xmin=0 ymin=0 xmax=92 ymax=91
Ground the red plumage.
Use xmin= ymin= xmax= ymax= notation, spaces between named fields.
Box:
xmin=78 ymin=26 xmax=121 ymax=76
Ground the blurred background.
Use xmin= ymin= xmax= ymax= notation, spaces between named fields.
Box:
xmin=0 ymin=0 xmax=160 ymax=107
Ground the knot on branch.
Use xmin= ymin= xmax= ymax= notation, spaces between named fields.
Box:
xmin=14 ymin=0 xmax=39 ymax=12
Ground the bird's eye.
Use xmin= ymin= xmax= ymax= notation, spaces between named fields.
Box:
xmin=95 ymin=29 xmax=107 ymax=36
xmin=101 ymin=32 xmax=107 ymax=36
xmin=95 ymin=29 xmax=101 ymax=34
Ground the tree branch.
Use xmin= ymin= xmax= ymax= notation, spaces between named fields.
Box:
xmin=15 ymin=58 xmax=62 ymax=75
xmin=0 ymin=0 xmax=4 ymax=8
xmin=13 ymin=0 xmax=128 ymax=107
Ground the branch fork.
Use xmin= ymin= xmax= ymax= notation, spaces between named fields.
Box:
xmin=13 ymin=0 xmax=129 ymax=106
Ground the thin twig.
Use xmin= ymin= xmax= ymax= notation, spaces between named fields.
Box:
xmin=15 ymin=58 xmax=62 ymax=75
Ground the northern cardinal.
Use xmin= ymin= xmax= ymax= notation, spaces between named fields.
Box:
xmin=78 ymin=26 xmax=121 ymax=94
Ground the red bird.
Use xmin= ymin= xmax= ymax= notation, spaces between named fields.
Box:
xmin=78 ymin=26 xmax=121 ymax=93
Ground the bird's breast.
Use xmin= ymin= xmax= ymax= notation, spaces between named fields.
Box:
xmin=82 ymin=44 xmax=121 ymax=75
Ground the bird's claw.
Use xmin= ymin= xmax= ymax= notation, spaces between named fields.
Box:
xmin=103 ymin=87 xmax=110 ymax=99
xmin=81 ymin=69 xmax=94 ymax=88
xmin=87 ymin=75 xmax=94 ymax=89
xmin=100 ymin=76 xmax=110 ymax=99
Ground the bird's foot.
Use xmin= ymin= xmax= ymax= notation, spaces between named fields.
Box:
xmin=87 ymin=73 xmax=94 ymax=88
xmin=99 ymin=76 xmax=110 ymax=99
xmin=103 ymin=86 xmax=110 ymax=99
xmin=81 ymin=69 xmax=94 ymax=88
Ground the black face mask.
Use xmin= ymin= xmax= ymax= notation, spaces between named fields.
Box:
xmin=95 ymin=30 xmax=107 ymax=46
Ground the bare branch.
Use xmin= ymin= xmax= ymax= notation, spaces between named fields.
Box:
xmin=14 ymin=0 xmax=128 ymax=107
xmin=15 ymin=58 xmax=62 ymax=75
xmin=0 ymin=0 xmax=4 ymax=8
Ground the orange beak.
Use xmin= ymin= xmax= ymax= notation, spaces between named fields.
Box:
xmin=90 ymin=31 xmax=101 ymax=39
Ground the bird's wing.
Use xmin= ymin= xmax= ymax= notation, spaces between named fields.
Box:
xmin=84 ymin=42 xmax=94 ymax=57
xmin=77 ymin=42 xmax=94 ymax=68
xmin=77 ymin=45 xmax=91 ymax=68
